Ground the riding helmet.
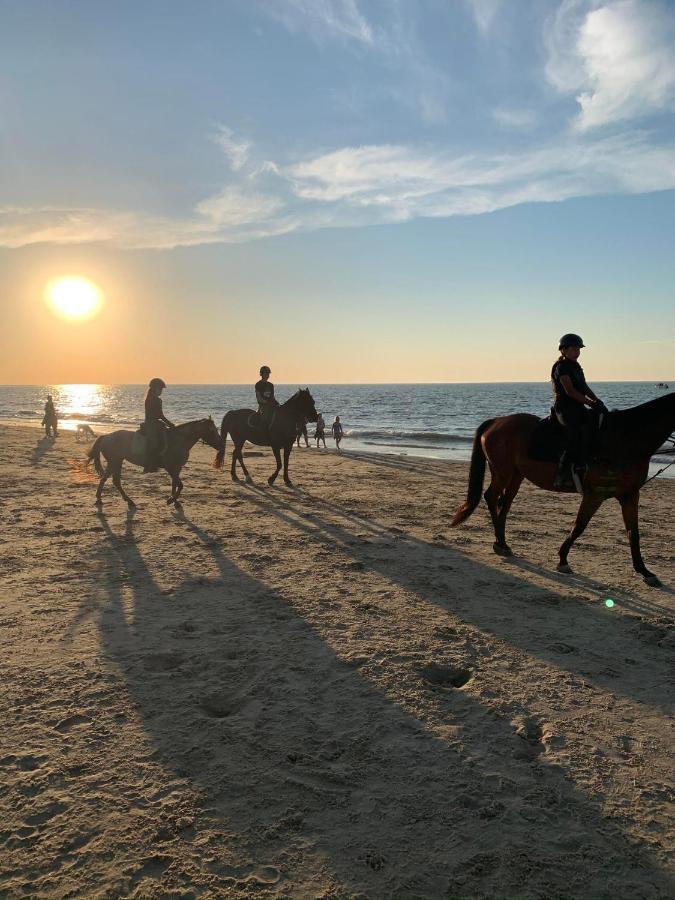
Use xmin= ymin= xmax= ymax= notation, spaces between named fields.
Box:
xmin=149 ymin=377 xmax=166 ymax=390
xmin=260 ymin=365 xmax=271 ymax=376
xmin=558 ymin=333 xmax=585 ymax=349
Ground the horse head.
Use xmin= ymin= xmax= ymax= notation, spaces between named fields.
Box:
xmin=198 ymin=416 xmax=225 ymax=452
xmin=296 ymin=388 xmax=319 ymax=423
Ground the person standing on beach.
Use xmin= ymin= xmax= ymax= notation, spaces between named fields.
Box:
xmin=143 ymin=378 xmax=174 ymax=473
xmin=42 ymin=395 xmax=58 ymax=437
xmin=315 ymin=412 xmax=326 ymax=448
xmin=255 ymin=365 xmax=279 ymax=429
xmin=332 ymin=415 xmax=344 ymax=452
xmin=551 ymin=334 xmax=606 ymax=490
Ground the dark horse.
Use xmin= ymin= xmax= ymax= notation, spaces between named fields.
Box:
xmin=87 ymin=418 xmax=224 ymax=508
xmin=213 ymin=389 xmax=318 ymax=486
xmin=451 ymin=393 xmax=675 ymax=586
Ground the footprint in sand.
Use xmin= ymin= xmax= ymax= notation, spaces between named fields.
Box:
xmin=511 ymin=716 xmax=544 ymax=760
xmin=208 ymin=862 xmax=281 ymax=885
xmin=419 ymin=662 xmax=474 ymax=689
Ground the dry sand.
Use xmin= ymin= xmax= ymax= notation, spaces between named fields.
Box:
xmin=1 ymin=422 xmax=674 ymax=899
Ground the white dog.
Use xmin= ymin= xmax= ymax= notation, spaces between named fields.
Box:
xmin=76 ymin=423 xmax=97 ymax=442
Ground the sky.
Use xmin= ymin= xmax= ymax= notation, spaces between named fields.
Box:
xmin=1 ymin=0 xmax=674 ymax=384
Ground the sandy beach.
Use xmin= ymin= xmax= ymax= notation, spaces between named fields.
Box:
xmin=1 ymin=421 xmax=673 ymax=898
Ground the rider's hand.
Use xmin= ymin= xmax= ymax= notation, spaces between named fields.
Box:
xmin=593 ymin=399 xmax=608 ymax=414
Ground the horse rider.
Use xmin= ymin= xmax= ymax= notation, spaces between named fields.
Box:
xmin=551 ymin=334 xmax=607 ymax=490
xmin=255 ymin=365 xmax=279 ymax=430
xmin=143 ymin=377 xmax=174 ymax=473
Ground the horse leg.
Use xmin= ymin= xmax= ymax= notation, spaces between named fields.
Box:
xmin=268 ymin=446 xmax=282 ymax=486
xmin=95 ymin=467 xmax=110 ymax=506
xmin=492 ymin=474 xmax=523 ymax=556
xmin=618 ymin=491 xmax=660 ymax=586
xmin=111 ymin=464 xmax=136 ymax=509
xmin=167 ymin=470 xmax=181 ymax=505
xmin=557 ymin=492 xmax=603 ymax=573
xmin=283 ymin=443 xmax=293 ymax=486
xmin=236 ymin=444 xmax=253 ymax=483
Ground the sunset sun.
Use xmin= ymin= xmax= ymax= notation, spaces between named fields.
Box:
xmin=45 ymin=277 xmax=103 ymax=321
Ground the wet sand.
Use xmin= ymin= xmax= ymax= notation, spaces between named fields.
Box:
xmin=1 ymin=422 xmax=674 ymax=898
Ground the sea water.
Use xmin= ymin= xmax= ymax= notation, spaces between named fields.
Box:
xmin=1 ymin=382 xmax=672 ymax=474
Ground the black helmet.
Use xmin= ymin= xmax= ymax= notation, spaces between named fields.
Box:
xmin=259 ymin=365 xmax=271 ymax=376
xmin=558 ymin=333 xmax=585 ymax=349
xmin=149 ymin=377 xmax=166 ymax=390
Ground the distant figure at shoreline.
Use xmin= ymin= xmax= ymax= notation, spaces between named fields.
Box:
xmin=76 ymin=423 xmax=97 ymax=442
xmin=42 ymin=395 xmax=58 ymax=437
xmin=315 ymin=412 xmax=326 ymax=449
xmin=332 ymin=415 xmax=344 ymax=452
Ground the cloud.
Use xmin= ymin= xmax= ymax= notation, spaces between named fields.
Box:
xmin=258 ymin=0 xmax=374 ymax=45
xmin=465 ymin=0 xmax=502 ymax=35
xmin=3 ymin=127 xmax=675 ymax=249
xmin=214 ymin=127 xmax=252 ymax=171
xmin=492 ymin=106 xmax=537 ymax=129
xmin=545 ymin=0 xmax=675 ymax=130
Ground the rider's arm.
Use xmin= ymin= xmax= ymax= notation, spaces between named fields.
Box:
xmin=560 ymin=374 xmax=594 ymax=406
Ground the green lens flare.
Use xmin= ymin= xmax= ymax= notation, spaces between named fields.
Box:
xmin=604 ymin=599 xmax=615 ymax=608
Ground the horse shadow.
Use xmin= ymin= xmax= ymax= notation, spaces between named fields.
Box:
xmin=82 ymin=502 xmax=673 ymax=898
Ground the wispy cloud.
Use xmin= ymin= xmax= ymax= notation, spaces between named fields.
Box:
xmin=545 ymin=0 xmax=675 ymax=130
xmin=4 ymin=129 xmax=675 ymax=248
xmin=214 ymin=126 xmax=252 ymax=171
xmin=258 ymin=0 xmax=374 ymax=45
xmin=465 ymin=0 xmax=502 ymax=36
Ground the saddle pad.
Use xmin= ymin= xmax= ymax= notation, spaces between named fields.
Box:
xmin=131 ymin=432 xmax=148 ymax=459
xmin=528 ymin=416 xmax=567 ymax=463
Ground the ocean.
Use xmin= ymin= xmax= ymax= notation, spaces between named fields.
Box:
xmin=1 ymin=382 xmax=673 ymax=475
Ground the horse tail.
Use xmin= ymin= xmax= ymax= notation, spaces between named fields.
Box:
xmin=450 ymin=418 xmax=495 ymax=527
xmin=86 ymin=435 xmax=106 ymax=477
xmin=213 ymin=415 xmax=228 ymax=469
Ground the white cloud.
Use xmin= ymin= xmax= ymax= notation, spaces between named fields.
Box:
xmin=492 ymin=106 xmax=537 ymax=129
xmin=259 ymin=0 xmax=374 ymax=45
xmin=465 ymin=0 xmax=502 ymax=35
xmin=214 ymin=127 xmax=252 ymax=171
xmin=545 ymin=0 xmax=675 ymax=130
xmin=195 ymin=186 xmax=281 ymax=224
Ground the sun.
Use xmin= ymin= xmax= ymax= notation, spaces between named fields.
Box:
xmin=45 ymin=277 xmax=104 ymax=321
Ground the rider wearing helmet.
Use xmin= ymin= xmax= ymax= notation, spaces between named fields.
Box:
xmin=255 ymin=365 xmax=279 ymax=428
xmin=143 ymin=377 xmax=174 ymax=473
xmin=551 ymin=334 xmax=606 ymax=489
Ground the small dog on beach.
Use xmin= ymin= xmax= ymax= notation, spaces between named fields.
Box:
xmin=76 ymin=423 xmax=97 ymax=442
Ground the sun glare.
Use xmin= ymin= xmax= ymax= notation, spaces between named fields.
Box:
xmin=45 ymin=277 xmax=103 ymax=321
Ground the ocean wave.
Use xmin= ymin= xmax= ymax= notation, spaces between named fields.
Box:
xmin=348 ymin=428 xmax=474 ymax=445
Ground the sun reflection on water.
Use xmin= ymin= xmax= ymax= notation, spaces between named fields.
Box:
xmin=48 ymin=384 xmax=107 ymax=430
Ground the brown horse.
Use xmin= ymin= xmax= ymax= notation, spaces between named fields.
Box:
xmin=451 ymin=393 xmax=675 ymax=586
xmin=213 ymin=389 xmax=318 ymax=486
xmin=87 ymin=418 xmax=224 ymax=508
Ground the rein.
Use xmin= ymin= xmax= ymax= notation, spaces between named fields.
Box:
xmin=641 ymin=434 xmax=675 ymax=486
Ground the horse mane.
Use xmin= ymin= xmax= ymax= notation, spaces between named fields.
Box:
xmin=608 ymin=392 xmax=675 ymax=428
xmin=281 ymin=389 xmax=307 ymax=408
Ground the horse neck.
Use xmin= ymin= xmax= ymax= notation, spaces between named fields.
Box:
xmin=612 ymin=393 xmax=675 ymax=455
xmin=281 ymin=393 xmax=302 ymax=415
xmin=175 ymin=421 xmax=205 ymax=449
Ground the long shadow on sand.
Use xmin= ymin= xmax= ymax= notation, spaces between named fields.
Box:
xmin=244 ymin=485 xmax=675 ymax=715
xmin=88 ymin=503 xmax=674 ymax=898
xmin=30 ymin=435 xmax=55 ymax=466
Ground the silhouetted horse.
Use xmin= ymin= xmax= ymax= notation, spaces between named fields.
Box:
xmin=451 ymin=393 xmax=675 ymax=585
xmin=87 ymin=418 xmax=223 ymax=508
xmin=213 ymin=389 xmax=318 ymax=486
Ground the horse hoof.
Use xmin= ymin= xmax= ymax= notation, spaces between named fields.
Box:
xmin=284 ymin=479 xmax=293 ymax=487
xmin=167 ymin=497 xmax=175 ymax=505
xmin=268 ymin=477 xmax=275 ymax=486
xmin=644 ymin=574 xmax=662 ymax=587
xmin=557 ymin=563 xmax=572 ymax=574
xmin=493 ymin=542 xmax=513 ymax=557
xmin=231 ymin=474 xmax=239 ymax=482
xmin=245 ymin=477 xmax=253 ymax=484
xmin=127 ymin=501 xmax=137 ymax=510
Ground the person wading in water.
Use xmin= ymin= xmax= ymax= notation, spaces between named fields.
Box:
xmin=255 ymin=365 xmax=279 ymax=431
xmin=551 ymin=334 xmax=606 ymax=491
xmin=143 ymin=377 xmax=174 ymax=473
